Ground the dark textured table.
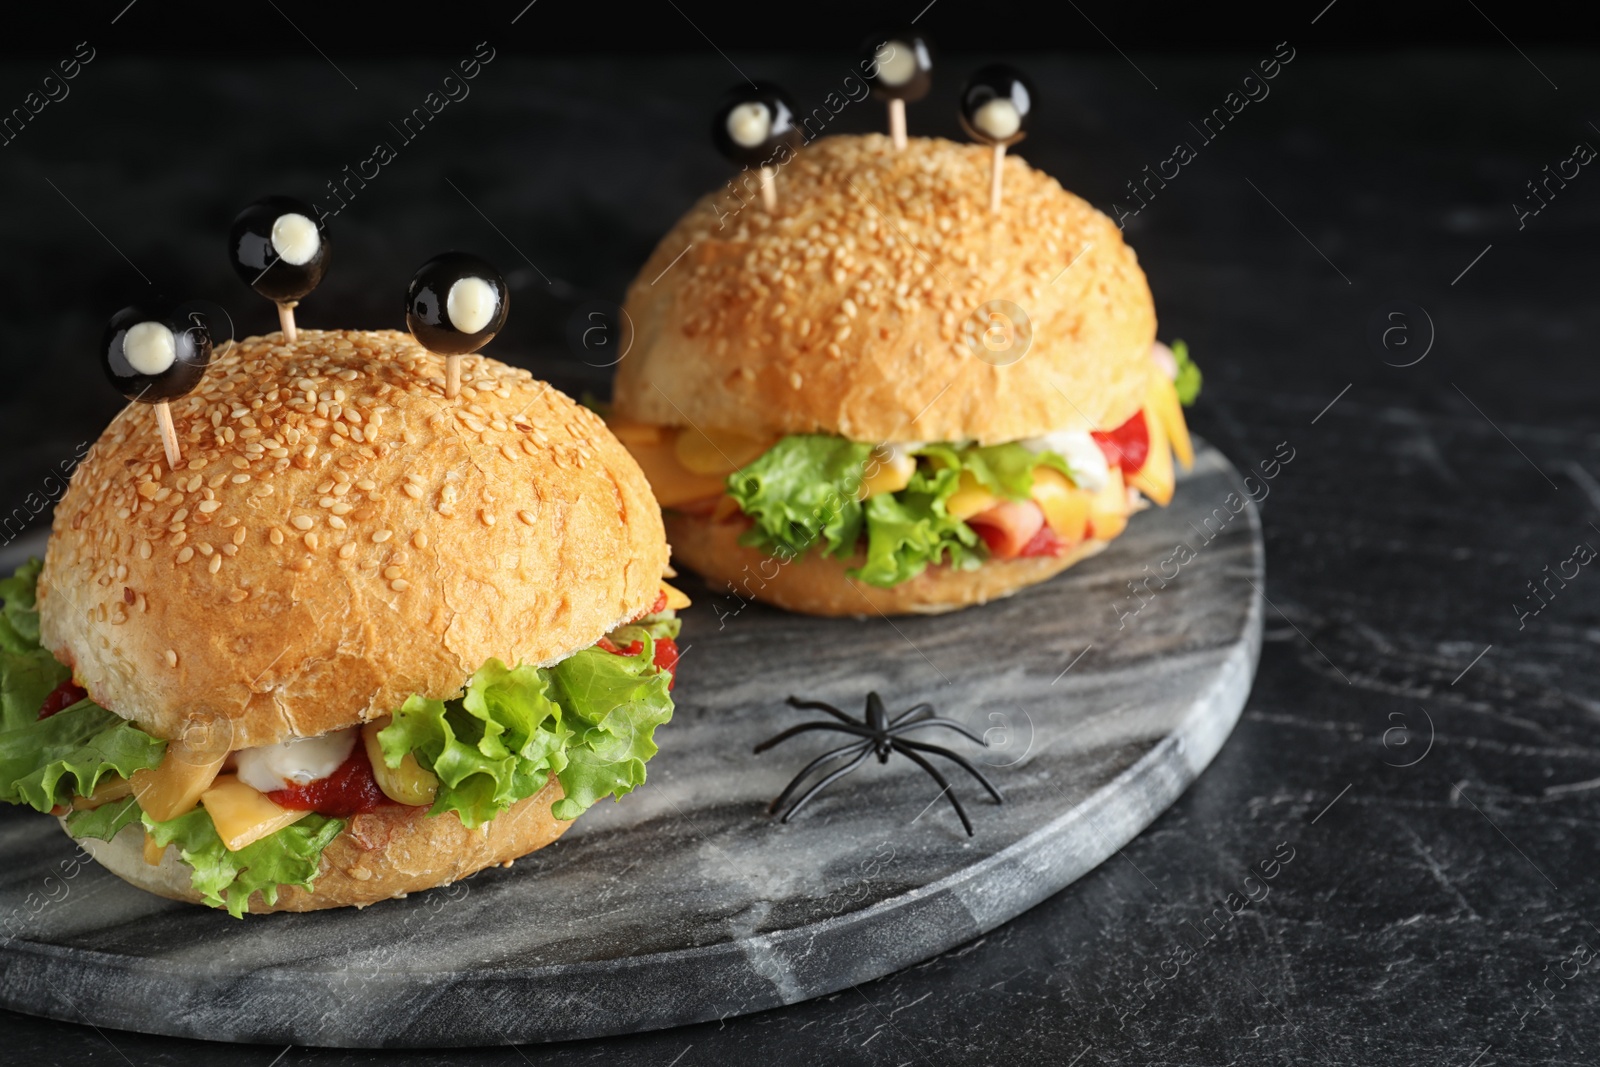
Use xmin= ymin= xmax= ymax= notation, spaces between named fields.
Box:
xmin=2 ymin=30 xmax=1598 ymax=1067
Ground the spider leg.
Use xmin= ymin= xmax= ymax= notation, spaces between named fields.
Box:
xmin=889 ymin=717 xmax=988 ymax=747
xmin=892 ymin=737 xmax=1005 ymax=805
xmin=779 ymin=744 xmax=876 ymax=823
xmin=753 ymin=720 xmax=876 ymax=754
xmin=767 ymin=738 xmax=874 ymax=815
xmin=888 ymin=741 xmax=974 ymax=836
xmin=785 ymin=697 xmax=862 ymax=726
xmin=889 ymin=702 xmax=935 ymax=727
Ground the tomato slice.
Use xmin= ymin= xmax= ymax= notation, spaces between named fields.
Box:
xmin=38 ymin=679 xmax=87 ymax=720
xmin=1092 ymin=410 xmax=1150 ymax=474
xmin=267 ymin=746 xmax=394 ymax=816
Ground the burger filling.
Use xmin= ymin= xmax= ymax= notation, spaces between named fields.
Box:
xmin=0 ymin=559 xmax=684 ymax=917
xmin=613 ymin=342 xmax=1200 ymax=588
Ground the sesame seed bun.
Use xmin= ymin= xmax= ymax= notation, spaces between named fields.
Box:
xmin=38 ymin=329 xmax=668 ymax=750
xmin=613 ymin=134 xmax=1156 ymax=443
xmin=666 ymin=511 xmax=1108 ymax=616
xmin=66 ymin=775 xmax=571 ymax=913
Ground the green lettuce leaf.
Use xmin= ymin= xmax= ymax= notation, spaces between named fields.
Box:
xmin=856 ymin=463 xmax=982 ymax=588
xmin=1172 ymin=339 xmax=1202 ymax=407
xmin=143 ymin=807 xmax=345 ymax=918
xmin=64 ymin=794 xmax=143 ymax=842
xmin=544 ymin=641 xmax=674 ymax=820
xmin=0 ymin=559 xmax=72 ymax=733
xmin=726 ymin=434 xmax=872 ymax=561
xmin=725 ymin=437 xmax=1080 ymax=589
xmin=0 ymin=700 xmax=166 ymax=812
xmin=0 ymin=558 xmax=46 ymax=652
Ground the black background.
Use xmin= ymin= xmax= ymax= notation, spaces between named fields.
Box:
xmin=4 ymin=1 xmax=1600 ymax=1064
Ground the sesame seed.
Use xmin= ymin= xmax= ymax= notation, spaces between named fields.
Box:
xmin=228 ymin=589 xmax=248 ymax=603
xmin=166 ymin=650 xmax=178 ymax=667
xmin=269 ymin=528 xmax=284 ymax=545
xmin=291 ymin=515 xmax=314 ymax=530
xmin=208 ymin=555 xmax=222 ymax=574
xmin=403 ymin=483 xmax=423 ymax=500
xmin=383 ymin=566 xmax=403 ymax=579
xmin=412 ymin=531 xmax=428 ymax=549
xmin=389 ymin=579 xmax=410 ymax=592
xmin=480 ymin=510 xmax=495 ymax=526
xmin=198 ymin=500 xmax=221 ymax=513
xmin=339 ymin=543 xmax=356 ymax=559
xmin=137 ymin=541 xmax=152 ymax=559
xmin=304 ymin=532 xmax=319 ymax=550
xmin=176 ymin=547 xmax=194 ymax=564
xmin=372 ymin=530 xmax=392 ymax=543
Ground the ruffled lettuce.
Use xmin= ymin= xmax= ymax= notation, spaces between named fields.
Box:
xmin=0 ymin=559 xmax=71 ymax=734
xmin=378 ymin=639 xmax=673 ymax=828
xmin=0 ymin=700 xmax=166 ymax=811
xmin=143 ymin=806 xmax=345 ymax=918
xmin=727 ymin=437 xmax=1078 ymax=588
xmin=63 ymin=794 xmax=144 ymax=841
xmin=1173 ymin=339 xmax=1202 ymax=406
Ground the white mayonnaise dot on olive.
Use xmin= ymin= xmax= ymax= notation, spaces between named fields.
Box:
xmin=446 ymin=276 xmax=498 ymax=334
xmin=876 ymin=41 xmax=917 ymax=86
xmin=270 ymin=212 xmax=321 ymax=267
xmin=726 ymin=102 xmax=773 ymax=148
xmin=973 ymin=98 xmax=1022 ymax=141
xmin=235 ymin=727 xmax=358 ymax=792
xmin=123 ymin=321 xmax=177 ymax=376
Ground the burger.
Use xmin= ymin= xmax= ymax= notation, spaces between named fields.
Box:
xmin=0 ymin=329 xmax=684 ymax=915
xmin=609 ymin=135 xmax=1199 ymax=616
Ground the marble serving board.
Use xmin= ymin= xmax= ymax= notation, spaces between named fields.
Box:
xmin=0 ymin=438 xmax=1262 ymax=1048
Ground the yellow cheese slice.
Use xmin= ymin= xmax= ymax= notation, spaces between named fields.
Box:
xmin=660 ymin=580 xmax=692 ymax=610
xmin=199 ymin=775 xmax=310 ymax=852
xmin=1127 ymin=404 xmax=1175 ymax=506
xmin=622 ymin=435 xmax=731 ymax=507
xmin=1148 ymin=369 xmax=1194 ymax=471
xmin=673 ymin=426 xmax=773 ymax=476
xmin=71 ymin=774 xmax=133 ymax=811
xmin=946 ymin=471 xmax=999 ymax=520
xmin=1030 ymin=467 xmax=1091 ymax=543
xmin=1087 ymin=467 xmax=1129 ymax=540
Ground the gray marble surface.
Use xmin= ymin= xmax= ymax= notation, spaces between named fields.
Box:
xmin=0 ymin=440 xmax=1261 ymax=1047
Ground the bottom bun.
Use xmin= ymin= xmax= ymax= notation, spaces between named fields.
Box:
xmin=69 ymin=777 xmax=572 ymax=914
xmin=666 ymin=512 xmax=1109 ymax=617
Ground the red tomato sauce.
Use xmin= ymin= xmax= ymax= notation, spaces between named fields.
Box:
xmin=597 ymin=635 xmax=680 ymax=690
xmin=1092 ymin=410 xmax=1150 ymax=473
xmin=37 ymin=679 xmax=87 ymax=719
xmin=267 ymin=746 xmax=395 ymax=816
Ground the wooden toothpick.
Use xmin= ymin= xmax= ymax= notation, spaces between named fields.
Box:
xmin=154 ymin=401 xmax=181 ymax=468
xmin=888 ymin=98 xmax=907 ymax=151
xmin=759 ymin=165 xmax=777 ymax=213
xmin=446 ymin=355 xmax=463 ymax=399
xmin=989 ymin=144 xmax=1007 ymax=213
xmin=277 ymin=300 xmax=299 ymax=342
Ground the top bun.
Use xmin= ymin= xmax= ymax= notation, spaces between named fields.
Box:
xmin=39 ymin=330 xmax=667 ymax=750
xmin=615 ymin=134 xmax=1155 ymax=444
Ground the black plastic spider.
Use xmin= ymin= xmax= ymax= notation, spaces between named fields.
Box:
xmin=754 ymin=692 xmax=1004 ymax=836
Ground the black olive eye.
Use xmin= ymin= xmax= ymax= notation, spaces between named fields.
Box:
xmin=101 ymin=304 xmax=214 ymax=403
xmin=404 ymin=253 xmax=509 ymax=356
xmin=228 ymin=195 xmax=329 ymax=303
xmin=862 ymin=31 xmax=933 ymax=102
xmin=710 ymin=83 xmax=804 ymax=167
xmin=959 ymin=64 xmax=1036 ymax=147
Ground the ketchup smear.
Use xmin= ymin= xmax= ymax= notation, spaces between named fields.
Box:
xmin=267 ymin=746 xmax=394 ymax=817
xmin=1092 ymin=410 xmax=1150 ymax=474
xmin=37 ymin=679 xmax=87 ymax=719
xmin=597 ymin=635 xmax=680 ymax=690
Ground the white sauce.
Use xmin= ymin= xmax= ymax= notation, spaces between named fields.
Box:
xmin=235 ymin=727 xmax=358 ymax=793
xmin=270 ymin=212 xmax=320 ymax=266
xmin=876 ymin=41 xmax=916 ymax=87
xmin=446 ymin=276 xmax=498 ymax=334
xmin=1017 ymin=430 xmax=1109 ymax=492
xmin=123 ymin=321 xmax=176 ymax=376
xmin=973 ymin=98 xmax=1021 ymax=141
xmin=726 ymin=102 xmax=772 ymax=148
